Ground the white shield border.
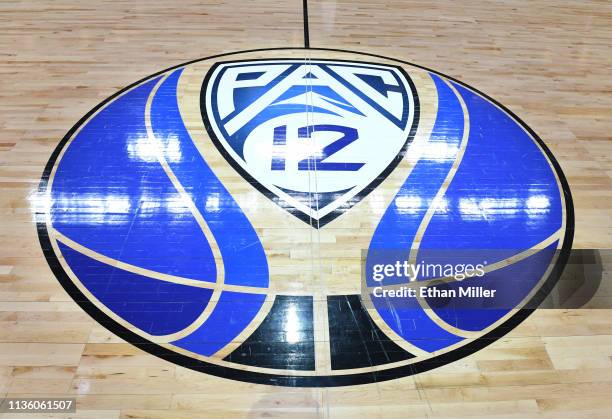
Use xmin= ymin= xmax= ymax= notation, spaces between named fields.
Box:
xmin=201 ymin=58 xmax=420 ymax=227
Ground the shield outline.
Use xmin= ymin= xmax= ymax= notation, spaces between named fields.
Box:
xmin=200 ymin=58 xmax=421 ymax=228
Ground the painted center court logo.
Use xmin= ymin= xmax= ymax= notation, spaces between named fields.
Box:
xmin=39 ymin=49 xmax=572 ymax=387
xmin=203 ymin=60 xmax=418 ymax=225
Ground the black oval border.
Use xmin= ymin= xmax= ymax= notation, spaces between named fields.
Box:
xmin=37 ymin=47 xmax=574 ymax=387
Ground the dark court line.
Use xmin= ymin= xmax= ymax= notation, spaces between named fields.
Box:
xmin=303 ymin=0 xmax=310 ymax=48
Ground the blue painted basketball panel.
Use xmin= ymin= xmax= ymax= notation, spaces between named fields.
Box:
xmin=59 ymin=242 xmax=214 ymax=336
xmin=150 ymin=69 xmax=269 ymax=288
xmin=424 ymin=243 xmax=558 ymax=331
xmin=172 ymin=291 xmax=267 ymax=357
xmin=51 ymin=78 xmax=218 ymax=281
xmin=366 ymin=74 xmax=465 ymax=289
xmin=50 ymin=66 xmax=270 ymax=355
xmin=419 ymin=82 xmax=562 ymax=253
xmin=365 ymin=73 xmax=563 ymax=350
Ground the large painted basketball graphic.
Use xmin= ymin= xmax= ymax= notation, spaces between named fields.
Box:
xmin=38 ymin=48 xmax=573 ymax=386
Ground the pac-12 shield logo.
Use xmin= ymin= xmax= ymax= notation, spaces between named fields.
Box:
xmin=39 ymin=49 xmax=573 ymax=387
xmin=203 ymin=60 xmax=418 ymax=226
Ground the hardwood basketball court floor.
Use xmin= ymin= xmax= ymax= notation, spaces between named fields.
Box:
xmin=0 ymin=1 xmax=611 ymax=418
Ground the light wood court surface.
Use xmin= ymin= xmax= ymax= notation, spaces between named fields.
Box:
xmin=1 ymin=0 xmax=611 ymax=417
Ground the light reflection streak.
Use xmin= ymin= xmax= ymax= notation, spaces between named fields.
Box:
xmin=420 ymin=140 xmax=459 ymax=162
xmin=47 ymin=193 xmax=200 ymax=225
xmin=127 ymin=133 xmax=182 ymax=163
xmin=457 ymin=195 xmax=551 ymax=220
xmin=285 ymin=303 xmax=301 ymax=344
xmin=395 ymin=195 xmax=422 ymax=214
xmin=205 ymin=194 xmax=220 ymax=212
xmin=526 ymin=195 xmax=550 ymax=216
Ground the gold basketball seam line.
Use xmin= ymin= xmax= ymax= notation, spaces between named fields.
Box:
xmin=307 ymin=61 xmax=420 ymax=373
xmin=395 ymin=77 xmax=566 ymax=339
xmin=143 ymin=72 xmax=225 ymax=287
xmin=364 ymin=233 xmax=563 ymax=294
xmin=405 ymin=77 xmax=566 ymax=340
xmin=161 ymin=341 xmax=321 ymax=376
xmin=173 ymin=62 xmax=324 ymax=363
xmin=49 ymin=234 xmax=173 ymax=342
xmin=54 ymin=229 xmax=206 ymax=287
xmin=141 ymin=73 xmax=231 ymax=342
xmin=408 ymin=78 xmax=470 ymax=264
xmin=162 ymin=69 xmax=276 ymax=358
xmin=403 ymin=77 xmax=470 ymax=410
xmin=446 ymin=70 xmax=568 ymax=243
xmin=355 ymin=71 xmax=441 ymax=359
xmin=415 ymin=228 xmax=562 ymax=338
xmin=360 ymin=73 xmax=471 ymax=359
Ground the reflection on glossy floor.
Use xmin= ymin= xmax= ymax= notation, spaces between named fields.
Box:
xmin=1 ymin=0 xmax=611 ymax=418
